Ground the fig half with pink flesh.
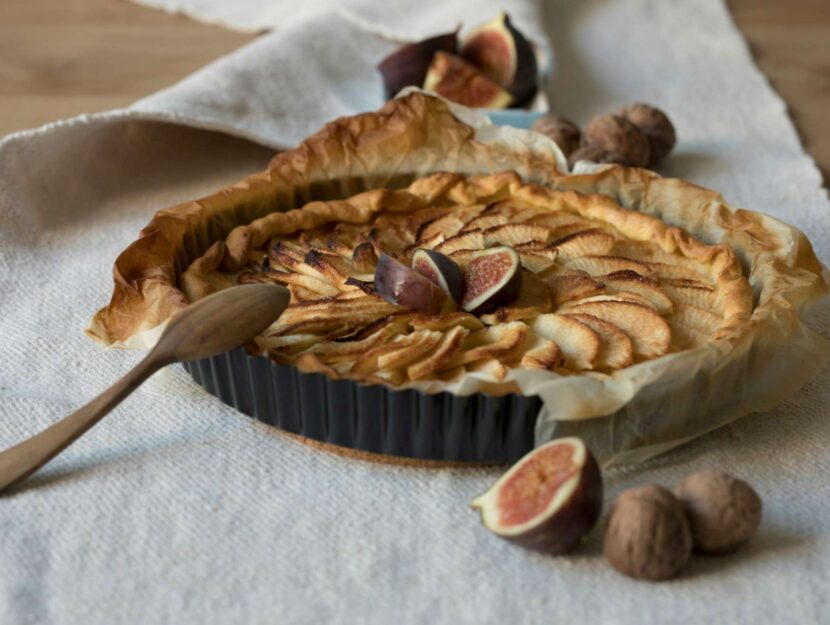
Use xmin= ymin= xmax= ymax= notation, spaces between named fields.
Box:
xmin=412 ymin=248 xmax=464 ymax=303
xmin=423 ymin=52 xmax=513 ymax=109
xmin=374 ymin=253 xmax=455 ymax=315
xmin=460 ymin=12 xmax=538 ymax=105
xmin=377 ymin=31 xmax=458 ymax=99
xmin=471 ymin=437 xmax=603 ymax=554
xmin=461 ymin=246 xmax=522 ymax=314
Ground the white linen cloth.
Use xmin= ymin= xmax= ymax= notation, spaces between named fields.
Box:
xmin=1 ymin=1 xmax=828 ymax=623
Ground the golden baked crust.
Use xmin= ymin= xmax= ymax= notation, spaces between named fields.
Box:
xmin=87 ymin=92 xmax=827 ymax=404
xmin=170 ymin=170 xmax=752 ymax=388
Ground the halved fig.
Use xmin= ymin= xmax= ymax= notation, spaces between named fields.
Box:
xmin=374 ymin=253 xmax=455 ymax=315
xmin=377 ymin=30 xmax=458 ymax=98
xmin=423 ymin=52 xmax=513 ymax=109
xmin=411 ymin=248 xmax=464 ymax=303
xmin=471 ymin=437 xmax=603 ymax=554
xmin=460 ymin=12 xmax=538 ymax=105
xmin=461 ymin=246 xmax=522 ymax=314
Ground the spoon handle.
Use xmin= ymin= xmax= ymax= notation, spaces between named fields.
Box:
xmin=0 ymin=353 xmax=165 ymax=492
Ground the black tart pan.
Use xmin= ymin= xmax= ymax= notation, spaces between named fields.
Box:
xmin=182 ymin=347 xmax=541 ymax=463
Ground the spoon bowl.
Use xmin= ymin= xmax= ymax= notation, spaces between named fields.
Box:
xmin=0 ymin=283 xmax=290 ymax=492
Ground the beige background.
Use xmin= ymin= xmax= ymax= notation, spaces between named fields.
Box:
xmin=2 ymin=0 xmax=829 ymax=185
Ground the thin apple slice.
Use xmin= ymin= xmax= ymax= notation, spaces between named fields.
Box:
xmin=466 ymin=358 xmax=509 ymax=381
xmin=563 ymin=313 xmax=633 ymax=369
xmin=407 ymin=325 xmax=469 ymax=380
xmin=418 ymin=214 xmax=467 ymax=242
xmin=661 ymin=281 xmax=718 ymax=311
xmin=519 ymin=338 xmax=564 ymax=371
xmin=550 ymin=229 xmax=616 ymax=261
xmin=648 ymin=261 xmax=710 ymax=283
xmin=564 ymin=301 xmax=671 ymax=359
xmin=443 ymin=322 xmax=528 ymax=368
xmin=559 ymin=292 xmax=658 ymax=311
xmin=565 ymin=255 xmax=657 ymax=280
xmin=600 ymin=271 xmax=674 ymax=314
xmin=528 ymin=314 xmax=601 ymax=370
xmin=544 ymin=273 xmax=607 ymax=307
xmin=463 ymin=213 xmax=509 ymax=232
xmin=483 ymin=224 xmax=552 ymax=247
xmin=435 ymin=229 xmax=486 ymax=255
xmin=518 ymin=251 xmax=558 ymax=274
xmin=668 ymin=303 xmax=721 ymax=348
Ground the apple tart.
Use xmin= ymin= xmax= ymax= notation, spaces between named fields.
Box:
xmin=176 ymin=171 xmax=752 ymax=389
xmin=87 ymin=93 xmax=828 ymax=464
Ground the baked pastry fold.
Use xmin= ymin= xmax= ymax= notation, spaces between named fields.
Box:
xmin=87 ymin=93 xmax=829 ymax=464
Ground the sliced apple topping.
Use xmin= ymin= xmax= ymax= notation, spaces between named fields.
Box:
xmin=550 ymin=229 xmax=616 ymax=261
xmin=668 ymin=303 xmax=721 ymax=348
xmin=600 ymin=271 xmax=674 ymax=314
xmin=435 ymin=230 xmax=486 ymax=254
xmin=560 ymin=293 xmax=658 ymax=311
xmin=442 ymin=322 xmax=528 ymax=368
xmin=519 ymin=337 xmax=564 ymax=371
xmin=565 ymin=255 xmax=657 ymax=280
xmin=563 ymin=301 xmax=671 ymax=359
xmin=418 ymin=214 xmax=467 ymax=242
xmin=544 ymin=273 xmax=607 ymax=306
xmin=483 ymin=223 xmax=552 ymax=247
xmin=563 ymin=313 xmax=634 ymax=370
xmin=480 ymin=271 xmax=552 ymax=324
xmin=529 ymin=314 xmax=601 ymax=370
xmin=661 ymin=281 xmax=718 ymax=311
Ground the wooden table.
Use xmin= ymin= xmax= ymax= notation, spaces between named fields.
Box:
xmin=3 ymin=0 xmax=828 ymax=184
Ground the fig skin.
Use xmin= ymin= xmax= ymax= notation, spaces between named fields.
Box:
xmin=461 ymin=12 xmax=538 ymax=105
xmin=377 ymin=31 xmax=458 ymax=99
xmin=374 ymin=253 xmax=455 ymax=315
xmin=411 ymin=248 xmax=465 ymax=303
xmin=470 ymin=437 xmax=603 ymax=555
xmin=461 ymin=246 xmax=522 ymax=314
xmin=532 ymin=114 xmax=581 ymax=158
xmin=620 ymin=103 xmax=676 ymax=166
xmin=674 ymin=471 xmax=762 ymax=554
xmin=582 ymin=114 xmax=651 ymax=168
xmin=423 ymin=52 xmax=513 ymax=109
xmin=604 ymin=485 xmax=692 ymax=581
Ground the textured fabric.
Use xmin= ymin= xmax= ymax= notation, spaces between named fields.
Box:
xmin=0 ymin=1 xmax=828 ymax=623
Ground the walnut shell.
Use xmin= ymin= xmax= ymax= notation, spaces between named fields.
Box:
xmin=675 ymin=471 xmax=762 ymax=554
xmin=620 ymin=103 xmax=676 ymax=166
xmin=582 ymin=114 xmax=651 ymax=168
xmin=567 ymin=144 xmax=627 ymax=169
xmin=531 ymin=114 xmax=581 ymax=158
xmin=604 ymin=484 xmax=692 ymax=581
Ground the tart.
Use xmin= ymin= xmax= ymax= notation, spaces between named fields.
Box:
xmin=87 ymin=93 xmax=829 ymax=464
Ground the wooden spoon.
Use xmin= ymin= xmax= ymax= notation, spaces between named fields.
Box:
xmin=0 ymin=283 xmax=290 ymax=492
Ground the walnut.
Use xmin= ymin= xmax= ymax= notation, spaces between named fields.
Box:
xmin=675 ymin=471 xmax=762 ymax=554
xmin=620 ymin=103 xmax=676 ymax=166
xmin=531 ymin=114 xmax=581 ymax=158
xmin=567 ymin=144 xmax=627 ymax=169
xmin=603 ymin=485 xmax=692 ymax=581
xmin=582 ymin=114 xmax=651 ymax=168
